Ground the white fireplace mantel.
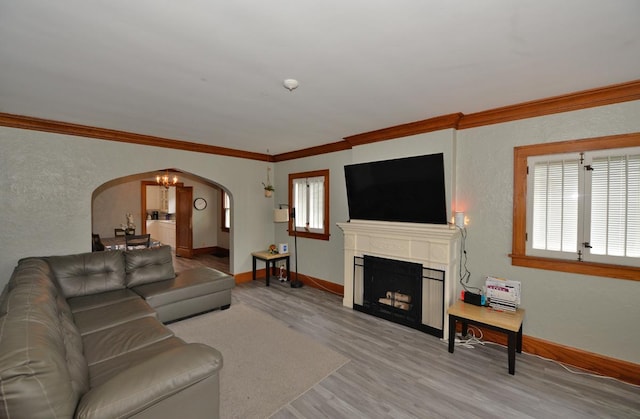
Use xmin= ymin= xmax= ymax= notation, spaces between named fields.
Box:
xmin=337 ymin=219 xmax=461 ymax=335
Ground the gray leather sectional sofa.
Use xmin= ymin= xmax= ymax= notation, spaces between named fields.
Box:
xmin=0 ymin=245 xmax=234 ymax=418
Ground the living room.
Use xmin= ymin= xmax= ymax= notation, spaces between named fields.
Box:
xmin=1 ymin=2 xmax=639 ymax=417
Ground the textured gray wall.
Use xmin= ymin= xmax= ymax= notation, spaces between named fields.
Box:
xmin=2 ymin=99 xmax=639 ymax=365
xmin=0 ymin=128 xmax=276 ymax=282
xmin=456 ymin=101 xmax=640 ymax=364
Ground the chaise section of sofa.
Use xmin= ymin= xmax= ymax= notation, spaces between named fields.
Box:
xmin=123 ymin=245 xmax=235 ymax=323
xmin=133 ymin=266 xmax=235 ymax=323
xmin=0 ymin=248 xmax=224 ymax=419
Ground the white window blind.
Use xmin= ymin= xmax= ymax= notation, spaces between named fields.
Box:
xmin=531 ymin=157 xmax=579 ymax=253
xmin=527 ymin=147 xmax=640 ymax=266
xmin=293 ymin=176 xmax=324 ymax=233
xmin=223 ymin=192 xmax=230 ymax=229
xmin=587 ymin=151 xmax=640 ymax=260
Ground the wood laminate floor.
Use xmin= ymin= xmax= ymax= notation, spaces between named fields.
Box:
xmin=177 ymin=255 xmax=640 ymax=418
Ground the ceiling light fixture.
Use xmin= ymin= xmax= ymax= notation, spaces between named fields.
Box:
xmin=283 ymin=79 xmax=299 ymax=91
xmin=156 ymin=170 xmax=178 ymax=189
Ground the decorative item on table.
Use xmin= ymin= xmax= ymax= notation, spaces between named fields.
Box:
xmin=268 ymin=244 xmax=277 ymax=254
xmin=119 ymin=224 xmax=133 ymax=236
xmin=126 ymin=213 xmax=136 ymax=231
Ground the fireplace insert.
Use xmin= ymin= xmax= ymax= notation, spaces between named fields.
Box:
xmin=353 ymin=255 xmax=445 ymax=337
xmin=360 ymin=255 xmax=422 ymax=328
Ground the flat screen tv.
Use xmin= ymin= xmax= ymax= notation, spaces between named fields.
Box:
xmin=344 ymin=153 xmax=447 ymax=224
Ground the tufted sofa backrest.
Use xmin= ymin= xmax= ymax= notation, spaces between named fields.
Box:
xmin=124 ymin=245 xmax=176 ymax=287
xmin=0 ymin=258 xmax=89 ymax=419
xmin=47 ymin=250 xmax=127 ymax=298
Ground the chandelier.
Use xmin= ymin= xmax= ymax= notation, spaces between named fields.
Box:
xmin=156 ymin=170 xmax=178 ymax=189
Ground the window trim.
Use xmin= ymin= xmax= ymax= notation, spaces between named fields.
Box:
xmin=511 ymin=132 xmax=640 ymax=281
xmin=221 ymin=190 xmax=230 ymax=233
xmin=288 ymin=169 xmax=330 ymax=241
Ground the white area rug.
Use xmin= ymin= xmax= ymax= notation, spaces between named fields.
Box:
xmin=168 ymin=303 xmax=349 ymax=418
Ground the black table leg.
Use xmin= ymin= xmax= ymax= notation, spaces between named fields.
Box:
xmin=266 ymin=261 xmax=271 ymax=286
xmin=448 ymin=315 xmax=456 ymax=353
xmin=516 ymin=324 xmax=523 ymax=353
xmin=252 ymin=256 xmax=256 ymax=281
xmin=508 ymin=331 xmax=516 ymax=375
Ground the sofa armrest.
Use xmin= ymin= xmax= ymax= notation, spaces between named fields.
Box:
xmin=75 ymin=343 xmax=222 ymax=419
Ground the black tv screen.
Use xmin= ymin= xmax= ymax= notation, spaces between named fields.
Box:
xmin=344 ymin=153 xmax=447 ymax=224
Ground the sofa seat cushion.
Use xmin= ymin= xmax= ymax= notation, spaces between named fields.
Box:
xmin=76 ymin=344 xmax=222 ymax=419
xmin=73 ymin=297 xmax=157 ymax=335
xmin=88 ymin=336 xmax=185 ymax=387
xmin=47 ymin=250 xmax=126 ymax=298
xmin=68 ymin=288 xmax=140 ymax=313
xmin=83 ymin=316 xmax=174 ymax=366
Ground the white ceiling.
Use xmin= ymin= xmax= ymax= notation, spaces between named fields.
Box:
xmin=1 ymin=1 xmax=639 ymax=155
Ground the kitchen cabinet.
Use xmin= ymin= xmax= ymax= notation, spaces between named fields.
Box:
xmin=148 ymin=186 xmax=176 ymax=213
xmin=160 ymin=187 xmax=176 ymax=213
xmin=146 ymin=220 xmax=176 ymax=248
xmin=146 ymin=220 xmax=158 ymax=240
xmin=146 ymin=185 xmax=161 ymax=210
xmin=168 ymin=187 xmax=176 ymax=213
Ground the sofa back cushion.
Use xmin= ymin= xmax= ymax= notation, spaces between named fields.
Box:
xmin=125 ymin=245 xmax=175 ymax=287
xmin=47 ymin=250 xmax=126 ymax=298
xmin=0 ymin=258 xmax=88 ymax=418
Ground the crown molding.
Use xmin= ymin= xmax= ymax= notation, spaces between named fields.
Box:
xmin=344 ymin=113 xmax=464 ymax=146
xmin=458 ymin=79 xmax=640 ymax=129
xmin=0 ymin=113 xmax=272 ymax=162
xmin=273 ymin=140 xmax=352 ymax=162
xmin=1 ymin=80 xmax=638 ymax=161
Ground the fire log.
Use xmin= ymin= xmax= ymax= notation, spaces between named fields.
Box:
xmin=385 ymin=291 xmax=412 ymax=303
xmin=378 ymin=297 xmax=412 ymax=311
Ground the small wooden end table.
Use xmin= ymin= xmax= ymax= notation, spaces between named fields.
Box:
xmin=251 ymin=251 xmax=290 ymax=286
xmin=447 ymin=300 xmax=525 ymax=375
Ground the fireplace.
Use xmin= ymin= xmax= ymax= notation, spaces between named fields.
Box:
xmin=337 ymin=220 xmax=460 ymax=338
xmin=358 ymin=255 xmax=423 ymax=329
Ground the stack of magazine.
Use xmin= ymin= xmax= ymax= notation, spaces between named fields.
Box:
xmin=485 ymin=276 xmax=521 ymax=312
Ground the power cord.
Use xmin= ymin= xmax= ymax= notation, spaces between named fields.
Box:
xmin=521 ymin=351 xmax=640 ymax=388
xmin=454 ymin=325 xmax=485 ymax=349
xmin=275 ymin=268 xmax=343 ymax=297
xmin=445 ymin=325 xmax=640 ymax=389
xmin=458 ymin=226 xmax=482 ymax=294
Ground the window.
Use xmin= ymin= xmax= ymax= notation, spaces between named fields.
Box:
xmin=288 ymin=169 xmax=330 ymax=240
xmin=221 ymin=190 xmax=230 ymax=232
xmin=511 ymin=133 xmax=640 ymax=280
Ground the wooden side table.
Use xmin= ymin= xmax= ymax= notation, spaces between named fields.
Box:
xmin=447 ymin=300 xmax=525 ymax=375
xmin=251 ymin=251 xmax=290 ymax=286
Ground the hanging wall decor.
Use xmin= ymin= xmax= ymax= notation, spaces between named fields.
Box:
xmin=262 ymin=167 xmax=274 ymax=197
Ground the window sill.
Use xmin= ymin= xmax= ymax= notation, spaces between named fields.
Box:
xmin=510 ymin=254 xmax=640 ymax=281
xmin=289 ymin=230 xmax=330 ymax=241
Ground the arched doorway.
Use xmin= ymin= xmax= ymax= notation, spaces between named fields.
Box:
xmin=91 ymin=169 xmax=232 ymax=274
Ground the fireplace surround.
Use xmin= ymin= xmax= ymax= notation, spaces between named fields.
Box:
xmin=337 ymin=220 xmax=461 ymax=337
